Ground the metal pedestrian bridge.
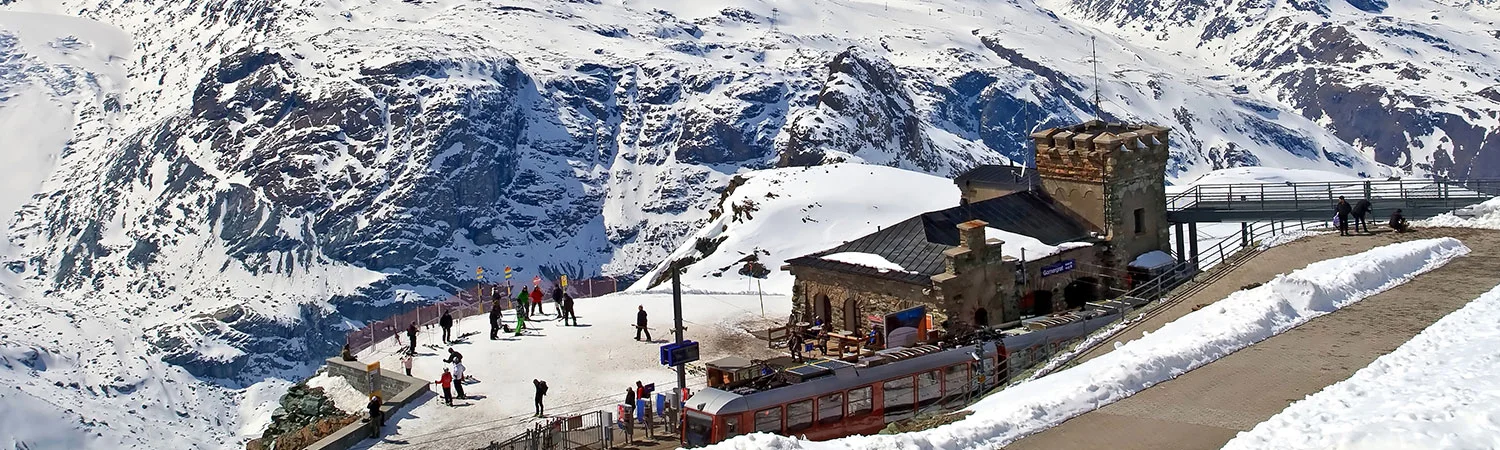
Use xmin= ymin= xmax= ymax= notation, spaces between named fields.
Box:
xmin=1166 ymin=178 xmax=1500 ymax=223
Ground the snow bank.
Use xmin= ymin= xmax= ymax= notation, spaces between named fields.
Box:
xmin=1223 ymin=281 xmax=1500 ymax=450
xmin=821 ymin=252 xmax=910 ymax=273
xmin=1419 ymin=197 xmax=1500 ymax=230
xmin=304 ymin=373 xmax=368 ymax=415
xmin=703 ymin=238 xmax=1470 ymax=450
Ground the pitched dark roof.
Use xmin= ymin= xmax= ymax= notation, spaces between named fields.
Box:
xmin=954 ymin=165 xmax=1038 ymax=192
xmin=787 ymin=190 xmax=1094 ymax=284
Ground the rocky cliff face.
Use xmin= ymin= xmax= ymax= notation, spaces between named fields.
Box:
xmin=1046 ymin=0 xmax=1500 ymax=178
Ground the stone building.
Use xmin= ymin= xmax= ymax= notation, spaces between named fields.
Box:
xmin=782 ymin=120 xmax=1171 ymax=336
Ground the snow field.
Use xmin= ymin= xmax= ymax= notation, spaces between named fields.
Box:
xmin=701 ymin=237 xmax=1470 ymax=450
xmin=1222 ymin=281 xmax=1500 ymax=449
xmin=1420 ymin=197 xmax=1500 ymax=230
xmin=357 ymin=291 xmax=790 ymax=449
xmin=305 ymin=373 xmax=370 ymax=415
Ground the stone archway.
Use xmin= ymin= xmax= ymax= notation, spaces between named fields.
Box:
xmin=1064 ymin=277 xmax=1099 ymax=310
xmin=813 ymin=294 xmax=831 ymax=325
xmin=843 ymin=297 xmax=860 ymax=333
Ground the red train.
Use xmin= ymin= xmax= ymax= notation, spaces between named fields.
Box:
xmin=681 ymin=342 xmax=1009 ymax=446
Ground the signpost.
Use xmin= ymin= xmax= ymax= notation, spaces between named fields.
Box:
xmin=505 ymin=266 xmax=513 ymax=297
xmin=1041 ymin=259 xmax=1076 ymax=277
xmin=367 ymin=361 xmax=382 ymax=398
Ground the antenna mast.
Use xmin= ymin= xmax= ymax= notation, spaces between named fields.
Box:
xmin=1091 ymin=36 xmax=1101 ymax=119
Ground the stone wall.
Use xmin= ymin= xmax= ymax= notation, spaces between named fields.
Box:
xmin=791 ymin=265 xmax=931 ymax=334
xmin=307 ymin=357 xmax=432 ymax=450
xmin=1015 ymin=244 xmax=1104 ymax=312
xmin=1031 ymin=120 xmax=1171 ymax=267
xmin=931 ymin=220 xmax=1016 ymax=328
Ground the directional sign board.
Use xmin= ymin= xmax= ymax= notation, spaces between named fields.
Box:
xmin=660 ymin=341 xmax=700 ymax=366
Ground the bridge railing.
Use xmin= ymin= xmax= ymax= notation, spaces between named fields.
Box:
xmin=1168 ymin=179 xmax=1500 ymax=210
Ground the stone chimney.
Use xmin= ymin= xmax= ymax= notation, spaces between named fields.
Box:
xmin=957 ymin=220 xmax=988 ymax=251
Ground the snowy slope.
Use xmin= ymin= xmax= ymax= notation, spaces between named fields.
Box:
xmin=630 ymin=163 xmax=960 ymax=294
xmin=702 ymin=237 xmax=1470 ymax=450
xmin=1044 ymin=0 xmax=1500 ymax=178
xmin=1222 ymin=281 xmax=1500 ymax=449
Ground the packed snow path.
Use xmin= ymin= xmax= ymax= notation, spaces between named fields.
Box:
xmin=1222 ymin=281 xmax=1500 ymax=449
xmin=353 ymin=292 xmax=789 ymax=450
xmin=1006 ymin=228 xmax=1500 ymax=450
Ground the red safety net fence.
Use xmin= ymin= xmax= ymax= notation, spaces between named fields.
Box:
xmin=344 ymin=277 xmax=621 ymax=354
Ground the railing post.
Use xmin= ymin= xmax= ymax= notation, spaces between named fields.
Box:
xmin=1241 ymin=222 xmax=1250 ymax=247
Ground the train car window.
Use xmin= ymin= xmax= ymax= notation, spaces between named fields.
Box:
xmin=883 ymin=377 xmax=915 ymax=422
xmin=942 ymin=364 xmax=970 ymax=409
xmin=685 ymin=411 xmax=714 ymax=447
xmin=754 ymin=407 xmax=783 ymax=434
xmin=818 ymin=392 xmax=844 ymax=424
xmin=916 ymin=370 xmax=942 ymax=411
xmin=787 ymin=399 xmax=814 ymax=433
xmin=848 ymin=386 xmax=873 ymax=416
xmin=722 ymin=415 xmax=741 ymax=441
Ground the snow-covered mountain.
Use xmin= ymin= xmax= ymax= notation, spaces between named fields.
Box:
xmin=0 ymin=0 xmax=1491 ymax=447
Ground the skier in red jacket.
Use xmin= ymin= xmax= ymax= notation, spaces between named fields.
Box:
xmin=435 ymin=368 xmax=454 ymax=406
xmin=530 ymin=286 xmax=545 ymax=315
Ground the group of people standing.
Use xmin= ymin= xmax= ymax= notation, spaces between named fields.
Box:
xmin=1334 ymin=196 xmax=1413 ymax=236
xmin=488 ymin=284 xmax=580 ymax=340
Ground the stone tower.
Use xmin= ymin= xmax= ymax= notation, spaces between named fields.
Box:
xmin=1029 ymin=120 xmax=1171 ymax=268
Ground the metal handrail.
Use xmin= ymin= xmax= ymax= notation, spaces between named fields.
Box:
xmin=1020 ymin=219 xmax=1315 ymax=382
xmin=1168 ymin=179 xmax=1500 ymax=211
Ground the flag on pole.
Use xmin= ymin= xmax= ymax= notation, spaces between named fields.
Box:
xmin=561 ymin=275 xmax=568 ymax=287
xmin=476 ymin=267 xmax=485 ymax=280
xmin=532 ymin=275 xmax=541 ymax=287
xmin=505 ymin=266 xmax=512 ymax=280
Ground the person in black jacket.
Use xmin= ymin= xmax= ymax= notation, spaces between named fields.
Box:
xmin=534 ymin=379 xmax=549 ymax=416
xmin=551 ymin=285 xmax=564 ymax=316
xmin=406 ymin=323 xmax=418 ymax=354
xmin=561 ymin=293 xmax=577 ymax=326
xmin=367 ymin=395 xmax=384 ymax=427
xmin=1390 ymin=209 xmax=1412 ymax=232
xmin=635 ymin=306 xmax=651 ymax=342
xmin=489 ymin=299 xmax=503 ymax=340
xmin=1335 ymin=196 xmax=1353 ymax=236
xmin=1352 ymin=198 xmax=1373 ymax=234
xmin=439 ymin=310 xmax=454 ymax=343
